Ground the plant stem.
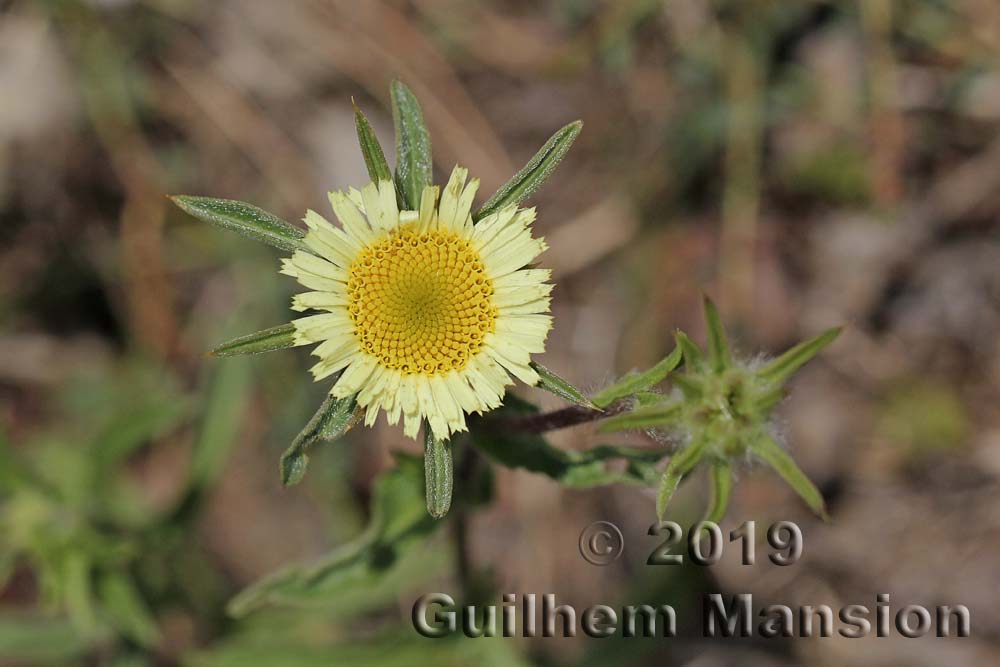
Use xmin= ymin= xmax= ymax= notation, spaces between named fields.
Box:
xmin=494 ymin=400 xmax=629 ymax=434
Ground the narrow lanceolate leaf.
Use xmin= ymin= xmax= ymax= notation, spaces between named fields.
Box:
xmin=703 ymin=296 xmax=731 ymax=373
xmin=170 ymin=196 xmax=306 ymax=253
xmin=591 ymin=346 xmax=682 ymax=408
xmin=704 ymin=460 xmax=733 ymax=524
xmin=474 ymin=120 xmax=583 ymax=221
xmin=531 ymin=362 xmax=598 ymax=410
xmin=423 ymin=428 xmax=453 ymax=519
xmin=98 ymin=573 xmax=160 ymax=647
xmin=280 ymin=393 xmax=362 ymax=486
xmin=657 ymin=438 xmax=708 ymax=519
xmin=675 ymin=330 xmax=704 ymax=371
xmin=390 ymin=80 xmax=432 ymax=210
xmin=753 ymin=434 xmax=829 ymax=521
xmin=598 ymin=402 xmax=682 ymax=432
xmin=753 ymin=384 xmax=788 ymax=413
xmin=757 ymin=327 xmax=843 ymax=386
xmin=227 ymin=456 xmax=438 ymax=617
xmin=210 ymin=323 xmax=297 ymax=357
xmin=353 ymin=100 xmax=392 ymax=184
xmin=670 ymin=374 xmax=704 ymax=400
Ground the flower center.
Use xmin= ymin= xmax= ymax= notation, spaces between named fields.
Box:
xmin=346 ymin=227 xmax=496 ymax=375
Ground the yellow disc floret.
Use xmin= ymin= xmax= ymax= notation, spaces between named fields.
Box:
xmin=346 ymin=226 xmax=496 ymax=376
xmin=285 ymin=171 xmax=552 ymax=441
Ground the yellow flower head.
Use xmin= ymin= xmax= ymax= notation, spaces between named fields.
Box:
xmin=281 ymin=166 xmax=553 ymax=441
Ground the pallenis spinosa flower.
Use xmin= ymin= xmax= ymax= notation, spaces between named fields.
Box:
xmin=171 ymin=80 xmax=585 ymax=514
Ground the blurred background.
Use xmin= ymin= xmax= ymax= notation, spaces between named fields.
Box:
xmin=3 ymin=0 xmax=1000 ymax=665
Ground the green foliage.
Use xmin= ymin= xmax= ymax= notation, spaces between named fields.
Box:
xmin=655 ymin=438 xmax=708 ymax=520
xmin=753 ymin=434 xmax=829 ymax=521
xmin=423 ymin=429 xmax=454 ymax=519
xmin=390 ymin=80 xmax=433 ymax=210
xmin=210 ymin=323 xmax=298 ymax=358
xmin=473 ymin=397 xmax=663 ymax=488
xmin=531 ymin=361 xmax=598 ymax=410
xmin=353 ymin=100 xmax=393 ymax=184
xmin=705 ymin=460 xmax=733 ymax=524
xmin=603 ymin=298 xmax=841 ymax=520
xmin=187 ymin=630 xmax=531 ymax=667
xmin=0 ymin=358 xmax=251 ymax=657
xmin=474 ymin=121 xmax=583 ymax=221
xmin=591 ymin=346 xmax=682 ymax=408
xmin=279 ymin=393 xmax=362 ymax=486
xmin=757 ymin=326 xmax=843 ymax=386
xmin=227 ymin=456 xmax=439 ymax=617
xmin=170 ymin=196 xmax=307 ymax=253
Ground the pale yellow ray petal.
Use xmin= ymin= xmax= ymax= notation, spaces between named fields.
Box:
xmin=474 ymin=209 xmax=528 ymax=256
xmin=470 ymin=205 xmax=519 ymax=250
xmin=291 ymin=291 xmax=349 ymax=312
xmin=418 ymin=185 xmax=440 ymax=232
xmin=438 ymin=166 xmax=468 ymax=231
xmin=454 ymin=177 xmax=479 ymax=236
xmin=403 ymin=413 xmax=421 ymax=439
xmin=332 ymin=355 xmax=377 ymax=396
xmin=329 ymin=191 xmax=375 ymax=245
xmin=445 ymin=372 xmax=481 ymax=414
xmin=292 ymin=312 xmax=353 ymax=343
xmin=309 ymin=341 xmax=361 ymax=381
xmin=483 ymin=238 xmax=548 ymax=279
xmin=485 ymin=344 xmax=540 ymax=386
xmin=493 ymin=285 xmax=553 ymax=309
xmin=347 ymin=187 xmax=366 ymax=212
xmin=494 ymin=268 xmax=551 ymax=289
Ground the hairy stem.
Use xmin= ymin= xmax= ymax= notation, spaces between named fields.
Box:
xmin=493 ymin=400 xmax=629 ymax=434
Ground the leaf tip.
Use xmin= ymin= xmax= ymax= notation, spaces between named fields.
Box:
xmin=280 ymin=451 xmax=308 ymax=487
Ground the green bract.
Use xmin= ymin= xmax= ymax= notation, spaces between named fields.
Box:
xmin=600 ymin=296 xmax=841 ymax=520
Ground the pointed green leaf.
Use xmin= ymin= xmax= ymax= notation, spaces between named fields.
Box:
xmin=757 ymin=326 xmax=842 ymax=386
xmin=753 ymin=384 xmax=788 ymax=413
xmin=704 ymin=459 xmax=733 ymax=523
xmin=390 ymin=80 xmax=432 ymax=210
xmin=675 ymin=330 xmax=704 ymax=371
xmin=474 ymin=398 xmax=662 ymax=487
xmin=703 ymin=296 xmax=731 ymax=373
xmin=423 ymin=428 xmax=453 ymax=519
xmin=227 ymin=456 xmax=439 ymax=617
xmin=671 ymin=374 xmax=704 ymax=400
xmin=280 ymin=393 xmax=361 ymax=486
xmin=591 ymin=346 xmax=682 ymax=408
xmin=657 ymin=438 xmax=708 ymax=519
xmin=63 ymin=552 xmax=97 ymax=636
xmin=474 ymin=120 xmax=583 ymax=221
xmin=209 ymin=323 xmax=297 ymax=357
xmin=170 ymin=196 xmax=306 ymax=253
xmin=531 ymin=361 xmax=598 ymax=410
xmin=598 ymin=402 xmax=682 ymax=432
xmin=753 ymin=434 xmax=829 ymax=521
xmin=633 ymin=390 xmax=665 ymax=406
xmin=0 ymin=616 xmax=92 ymax=663
xmin=353 ymin=99 xmax=392 ymax=184
xmin=98 ymin=573 xmax=160 ymax=647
